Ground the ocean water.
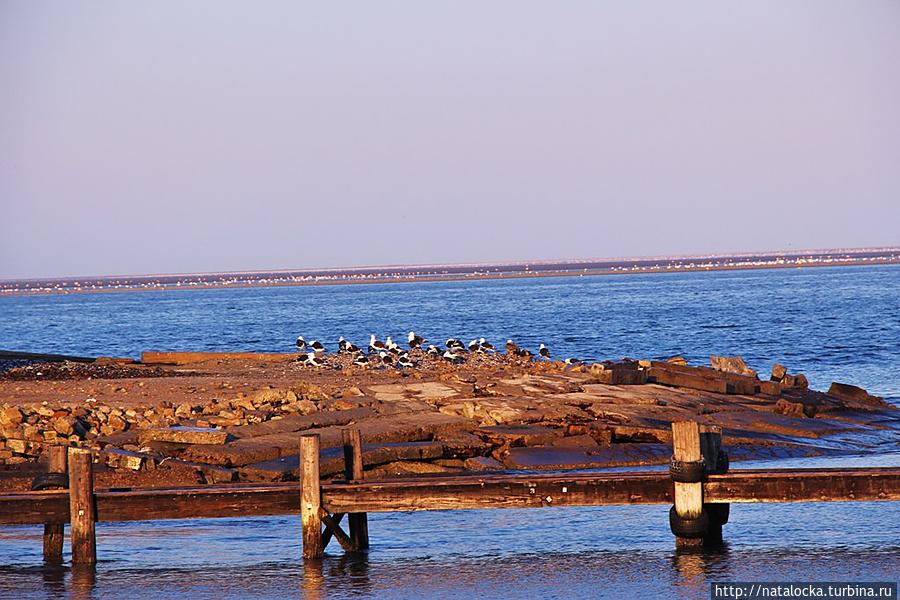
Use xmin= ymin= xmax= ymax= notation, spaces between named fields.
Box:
xmin=0 ymin=265 xmax=898 ymax=599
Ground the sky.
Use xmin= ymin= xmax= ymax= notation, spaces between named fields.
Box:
xmin=1 ymin=1 xmax=899 ymax=279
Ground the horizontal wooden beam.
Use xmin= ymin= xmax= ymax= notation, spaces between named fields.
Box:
xmin=0 ymin=468 xmax=897 ymax=525
xmin=704 ymin=468 xmax=900 ymax=503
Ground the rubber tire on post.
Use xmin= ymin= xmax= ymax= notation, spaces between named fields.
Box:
xmin=669 ymin=506 xmax=709 ymax=538
xmin=31 ymin=472 xmax=69 ymax=491
xmin=705 ymin=503 xmax=730 ymax=525
xmin=669 ymin=457 xmax=706 ymax=483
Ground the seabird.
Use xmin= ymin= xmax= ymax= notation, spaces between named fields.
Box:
xmin=564 ymin=357 xmax=582 ymax=366
xmin=446 ymin=338 xmax=464 ymax=350
xmin=354 ymin=354 xmax=369 ymax=367
xmin=296 ymin=336 xmax=307 ymax=351
xmin=295 ymin=352 xmax=309 ymax=363
xmin=539 ymin=344 xmax=551 ymax=359
xmin=397 ymin=353 xmax=414 ymax=368
xmin=379 ymin=351 xmax=394 ymax=365
xmin=442 ymin=350 xmax=464 ymax=364
xmin=517 ymin=348 xmax=534 ymax=359
xmin=338 ymin=336 xmax=349 ymax=353
xmin=426 ymin=345 xmax=441 ymax=357
xmin=479 ymin=338 xmax=495 ymax=352
xmin=306 ymin=354 xmax=325 ymax=367
xmin=468 ymin=339 xmax=481 ymax=353
xmin=310 ymin=340 xmax=325 ymax=354
xmin=369 ymin=334 xmax=386 ymax=353
xmin=408 ymin=331 xmax=425 ymax=349
xmin=505 ymin=339 xmax=519 ymax=355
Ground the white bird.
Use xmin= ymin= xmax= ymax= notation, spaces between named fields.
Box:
xmin=296 ymin=336 xmax=307 ymax=350
xmin=446 ymin=338 xmax=464 ymax=350
xmin=397 ymin=353 xmax=414 ymax=368
xmin=505 ymin=339 xmax=519 ymax=355
xmin=338 ymin=336 xmax=349 ymax=353
xmin=354 ymin=354 xmax=369 ymax=367
xmin=480 ymin=338 xmax=495 ymax=352
xmin=442 ymin=350 xmax=464 ymax=363
xmin=310 ymin=340 xmax=325 ymax=353
xmin=369 ymin=334 xmax=386 ymax=353
xmin=426 ymin=345 xmax=441 ymax=357
xmin=468 ymin=339 xmax=480 ymax=353
xmin=408 ymin=331 xmax=425 ymax=349
xmin=564 ymin=357 xmax=582 ymax=366
xmin=539 ymin=343 xmax=550 ymax=359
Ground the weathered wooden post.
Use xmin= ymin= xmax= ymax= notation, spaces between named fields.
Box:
xmin=300 ymin=434 xmax=324 ymax=560
xmin=670 ymin=421 xmax=706 ymax=548
xmin=43 ymin=445 xmax=68 ymax=563
xmin=68 ymin=448 xmax=96 ymax=565
xmin=700 ymin=425 xmax=729 ymax=546
xmin=342 ymin=429 xmax=369 ymax=551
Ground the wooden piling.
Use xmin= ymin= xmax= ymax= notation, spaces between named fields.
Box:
xmin=342 ymin=429 xmax=369 ymax=551
xmin=68 ymin=448 xmax=96 ymax=565
xmin=700 ymin=425 xmax=728 ymax=546
xmin=671 ymin=421 xmax=704 ymax=548
xmin=300 ymin=434 xmax=324 ymax=560
xmin=42 ymin=445 xmax=68 ymax=563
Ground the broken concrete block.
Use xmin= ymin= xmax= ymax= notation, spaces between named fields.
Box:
xmin=710 ymin=355 xmax=758 ymax=378
xmin=138 ymin=426 xmax=230 ymax=446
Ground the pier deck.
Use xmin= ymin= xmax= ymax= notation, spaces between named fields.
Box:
xmin=1 ymin=422 xmax=898 ymax=563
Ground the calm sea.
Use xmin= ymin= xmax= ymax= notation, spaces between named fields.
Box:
xmin=0 ymin=265 xmax=898 ymax=599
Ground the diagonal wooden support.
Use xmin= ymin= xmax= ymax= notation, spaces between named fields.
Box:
xmin=320 ymin=508 xmax=355 ymax=552
xmin=320 ymin=512 xmax=345 ymax=549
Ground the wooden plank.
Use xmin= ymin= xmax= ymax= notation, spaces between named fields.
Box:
xmin=43 ymin=445 xmax=67 ymax=563
xmin=322 ymin=473 xmax=675 ymax=513
xmin=650 ymin=361 xmax=760 ymax=394
xmin=342 ymin=428 xmax=369 ymax=551
xmin=705 ymin=469 xmax=900 ymax=503
xmin=1 ymin=468 xmax=898 ymax=525
xmin=68 ymin=448 xmax=96 ymax=565
xmin=300 ymin=434 xmax=323 ymax=560
xmin=320 ymin=509 xmax=355 ymax=552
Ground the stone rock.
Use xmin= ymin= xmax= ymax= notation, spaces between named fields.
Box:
xmin=775 ymin=398 xmax=816 ymax=418
xmin=478 ymin=425 xmax=562 ymax=447
xmin=138 ymin=426 xmax=231 ymax=445
xmin=175 ymin=403 xmax=194 ymax=418
xmin=710 ymin=355 xmax=758 ymax=378
xmin=7 ymin=439 xmax=27 ymax=454
xmin=436 ymin=431 xmax=492 ymax=458
xmin=782 ymin=373 xmax=809 ymax=389
xmin=667 ymin=356 xmax=688 ymax=366
xmin=104 ymin=448 xmax=146 ymax=471
xmin=827 ymin=382 xmax=869 ymax=402
xmin=464 ymin=456 xmax=504 ymax=471
xmin=0 ymin=406 xmax=23 ymax=426
xmin=366 ymin=461 xmax=457 ymax=478
xmin=771 ymin=363 xmax=788 ymax=382
xmin=549 ymin=434 xmax=600 ymax=450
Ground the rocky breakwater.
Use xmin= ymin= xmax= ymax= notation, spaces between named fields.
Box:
xmin=0 ymin=352 xmax=897 ymax=490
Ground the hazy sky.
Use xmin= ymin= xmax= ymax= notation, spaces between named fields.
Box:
xmin=2 ymin=2 xmax=899 ymax=279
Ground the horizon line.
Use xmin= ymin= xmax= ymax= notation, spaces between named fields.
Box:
xmin=2 ymin=244 xmax=898 ymax=284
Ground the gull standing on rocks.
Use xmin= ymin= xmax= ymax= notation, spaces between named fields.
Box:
xmin=505 ymin=340 xmax=519 ymax=355
xmin=310 ymin=340 xmax=325 ymax=353
xmin=369 ymin=334 xmax=386 ymax=353
xmin=296 ymin=336 xmax=308 ymax=351
xmin=539 ymin=344 xmax=551 ymax=360
xmin=408 ymin=331 xmax=425 ymax=349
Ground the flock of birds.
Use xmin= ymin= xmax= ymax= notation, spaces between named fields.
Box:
xmin=293 ymin=331 xmax=580 ymax=370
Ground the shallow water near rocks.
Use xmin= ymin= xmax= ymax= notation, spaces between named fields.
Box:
xmin=0 ymin=265 xmax=898 ymax=598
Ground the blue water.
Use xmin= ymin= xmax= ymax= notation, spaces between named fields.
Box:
xmin=0 ymin=265 xmax=898 ymax=599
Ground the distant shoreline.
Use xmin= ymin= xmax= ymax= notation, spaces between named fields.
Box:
xmin=1 ymin=254 xmax=897 ymax=297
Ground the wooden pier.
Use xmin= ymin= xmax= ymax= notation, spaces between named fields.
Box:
xmin=1 ymin=422 xmax=898 ymax=563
